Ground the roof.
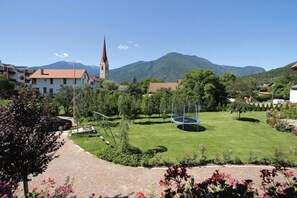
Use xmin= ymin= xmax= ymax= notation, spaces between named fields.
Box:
xmin=101 ymin=37 xmax=108 ymax=63
xmin=290 ymin=62 xmax=297 ymax=70
xmin=148 ymin=82 xmax=179 ymax=93
xmin=89 ymin=74 xmax=100 ymax=81
xmin=30 ymin=69 xmax=87 ymax=78
xmin=291 ymin=84 xmax=297 ymax=90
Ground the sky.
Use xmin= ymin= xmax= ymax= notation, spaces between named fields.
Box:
xmin=1 ymin=0 xmax=297 ymax=71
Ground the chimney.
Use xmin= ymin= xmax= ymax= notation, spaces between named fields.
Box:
xmin=41 ymin=69 xmax=45 ymax=75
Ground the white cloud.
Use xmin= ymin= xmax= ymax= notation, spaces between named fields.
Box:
xmin=118 ymin=45 xmax=129 ymax=50
xmin=134 ymin=43 xmax=139 ymax=47
xmin=55 ymin=52 xmax=69 ymax=58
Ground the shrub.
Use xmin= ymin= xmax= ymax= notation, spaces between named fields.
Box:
xmin=97 ymin=145 xmax=143 ymax=167
xmin=274 ymin=120 xmax=294 ymax=133
xmin=283 ymin=105 xmax=297 ymax=119
xmin=199 ymin=144 xmax=208 ymax=165
xmin=260 ymin=166 xmax=297 ymax=198
xmin=159 ymin=164 xmax=258 ymax=198
xmin=178 ymin=152 xmax=198 ymax=166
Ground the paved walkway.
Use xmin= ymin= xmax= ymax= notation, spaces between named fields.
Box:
xmin=24 ymin=132 xmax=297 ymax=198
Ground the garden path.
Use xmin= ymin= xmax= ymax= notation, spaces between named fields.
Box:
xmin=23 ymin=131 xmax=297 ymax=198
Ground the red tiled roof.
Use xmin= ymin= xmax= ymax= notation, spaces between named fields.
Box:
xmin=89 ymin=74 xmax=100 ymax=81
xmin=30 ymin=69 xmax=86 ymax=78
xmin=148 ymin=82 xmax=179 ymax=93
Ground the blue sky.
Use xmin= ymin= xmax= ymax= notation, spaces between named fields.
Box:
xmin=1 ymin=0 xmax=297 ymax=70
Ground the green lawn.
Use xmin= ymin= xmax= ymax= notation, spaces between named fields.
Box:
xmin=70 ymin=111 xmax=297 ymax=164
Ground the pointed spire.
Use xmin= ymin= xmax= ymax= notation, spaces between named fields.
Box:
xmin=101 ymin=37 xmax=108 ymax=63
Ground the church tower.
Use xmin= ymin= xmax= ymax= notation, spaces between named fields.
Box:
xmin=100 ymin=37 xmax=109 ymax=80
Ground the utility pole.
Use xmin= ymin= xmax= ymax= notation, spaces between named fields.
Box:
xmin=73 ymin=62 xmax=76 ymax=128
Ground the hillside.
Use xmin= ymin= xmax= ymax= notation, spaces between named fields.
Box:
xmin=29 ymin=52 xmax=266 ymax=82
xmin=109 ymin=52 xmax=265 ymax=82
xmin=245 ymin=61 xmax=297 ymax=83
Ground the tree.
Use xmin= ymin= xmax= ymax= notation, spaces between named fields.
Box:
xmin=142 ymin=94 xmax=154 ymax=119
xmin=54 ymin=85 xmax=73 ymax=116
xmin=230 ymin=77 xmax=258 ymax=101
xmin=0 ymin=75 xmax=15 ymax=99
xmin=119 ymin=118 xmax=129 ymax=153
xmin=0 ymin=92 xmax=65 ymax=196
xmin=219 ymin=72 xmax=237 ymax=98
xmin=229 ymin=100 xmax=251 ymax=119
xmin=126 ymin=77 xmax=143 ymax=99
xmin=102 ymin=80 xmax=119 ymax=91
xmin=118 ymin=94 xmax=141 ymax=121
xmin=182 ymin=69 xmax=227 ymax=111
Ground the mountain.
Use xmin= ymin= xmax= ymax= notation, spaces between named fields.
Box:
xmin=30 ymin=53 xmax=266 ymax=82
xmin=109 ymin=52 xmax=265 ymax=82
xmin=245 ymin=61 xmax=297 ymax=83
xmin=30 ymin=61 xmax=99 ymax=76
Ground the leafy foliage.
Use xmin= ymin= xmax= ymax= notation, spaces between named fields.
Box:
xmin=229 ymin=101 xmax=252 ymax=119
xmin=0 ymin=91 xmax=65 ymax=196
xmin=181 ymin=69 xmax=227 ymax=111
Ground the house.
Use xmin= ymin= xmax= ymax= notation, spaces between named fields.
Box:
xmin=0 ymin=61 xmax=31 ymax=86
xmin=290 ymin=85 xmax=297 ymax=103
xmin=148 ymin=81 xmax=180 ymax=93
xmin=30 ymin=69 xmax=90 ymax=96
xmin=89 ymin=74 xmax=100 ymax=89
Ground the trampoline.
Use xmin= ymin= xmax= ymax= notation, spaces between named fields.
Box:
xmin=171 ymin=103 xmax=200 ymax=131
xmin=171 ymin=116 xmax=200 ymax=125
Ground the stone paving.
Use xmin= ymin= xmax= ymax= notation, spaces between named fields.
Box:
xmin=22 ymin=132 xmax=297 ymax=198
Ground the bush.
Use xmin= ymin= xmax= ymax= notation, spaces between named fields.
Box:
xmin=274 ymin=120 xmax=294 ymax=133
xmin=137 ymin=165 xmax=297 ymax=198
xmin=97 ymin=145 xmax=143 ymax=166
xmin=283 ymin=105 xmax=297 ymax=119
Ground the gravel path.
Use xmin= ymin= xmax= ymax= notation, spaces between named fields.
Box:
xmin=22 ymin=132 xmax=297 ymax=198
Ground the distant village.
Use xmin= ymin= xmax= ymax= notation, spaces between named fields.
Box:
xmin=2 ymin=38 xmax=297 ymax=104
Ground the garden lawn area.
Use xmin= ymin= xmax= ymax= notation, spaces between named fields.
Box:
xmin=0 ymin=99 xmax=9 ymax=106
xmin=70 ymin=111 xmax=297 ymax=165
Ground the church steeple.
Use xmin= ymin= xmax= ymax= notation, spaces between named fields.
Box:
xmin=100 ymin=37 xmax=109 ymax=79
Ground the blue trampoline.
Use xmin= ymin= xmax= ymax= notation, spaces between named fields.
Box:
xmin=171 ymin=103 xmax=200 ymax=130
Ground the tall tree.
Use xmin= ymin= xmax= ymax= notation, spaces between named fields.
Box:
xmin=219 ymin=72 xmax=237 ymax=98
xmin=0 ymin=75 xmax=14 ymax=99
xmin=142 ymin=94 xmax=154 ymax=119
xmin=230 ymin=77 xmax=258 ymax=101
xmin=118 ymin=94 xmax=141 ymax=121
xmin=126 ymin=77 xmax=143 ymax=99
xmin=54 ymin=85 xmax=73 ymax=116
xmin=0 ymin=92 xmax=65 ymax=196
xmin=182 ymin=69 xmax=226 ymax=111
xmin=102 ymin=80 xmax=119 ymax=91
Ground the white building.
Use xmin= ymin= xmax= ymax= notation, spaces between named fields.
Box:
xmin=0 ymin=62 xmax=31 ymax=86
xmin=30 ymin=69 xmax=90 ymax=96
xmin=290 ymin=85 xmax=297 ymax=103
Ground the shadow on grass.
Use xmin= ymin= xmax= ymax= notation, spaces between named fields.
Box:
xmin=238 ymin=117 xmax=260 ymax=123
xmin=144 ymin=145 xmax=168 ymax=155
xmin=177 ymin=124 xmax=206 ymax=132
xmin=134 ymin=120 xmax=171 ymax=125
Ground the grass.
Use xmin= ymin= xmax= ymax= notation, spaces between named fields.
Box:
xmin=0 ymin=99 xmax=10 ymax=107
xmin=70 ymin=111 xmax=297 ymax=165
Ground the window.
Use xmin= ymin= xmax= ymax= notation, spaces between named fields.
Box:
xmin=32 ymin=78 xmax=36 ymax=84
xmin=63 ymin=78 xmax=67 ymax=84
xmin=50 ymin=78 xmax=53 ymax=84
xmin=43 ymin=87 xmax=47 ymax=94
xmin=49 ymin=88 xmax=53 ymax=96
xmin=74 ymin=78 xmax=77 ymax=84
